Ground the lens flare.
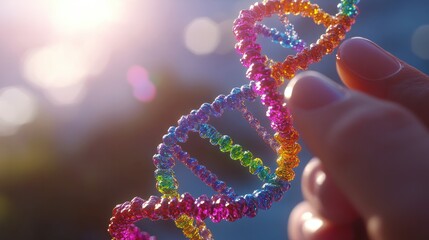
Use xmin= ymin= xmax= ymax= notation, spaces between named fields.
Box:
xmin=0 ymin=87 xmax=37 ymax=136
xmin=127 ymin=65 xmax=156 ymax=102
xmin=184 ymin=17 xmax=221 ymax=55
xmin=49 ymin=0 xmax=124 ymax=34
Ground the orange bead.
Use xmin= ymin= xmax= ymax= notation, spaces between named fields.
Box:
xmin=276 ymin=167 xmax=295 ymax=181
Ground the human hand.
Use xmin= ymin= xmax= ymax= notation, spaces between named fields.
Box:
xmin=285 ymin=37 xmax=429 ymax=240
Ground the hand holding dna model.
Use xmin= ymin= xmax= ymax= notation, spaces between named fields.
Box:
xmin=108 ymin=0 xmax=360 ymax=239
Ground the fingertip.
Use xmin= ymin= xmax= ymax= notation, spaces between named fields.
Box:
xmin=336 ymin=37 xmax=402 ymax=97
xmin=285 ymin=71 xmax=346 ymax=111
xmin=288 ymin=201 xmax=357 ymax=240
xmin=302 ymin=158 xmax=359 ymax=224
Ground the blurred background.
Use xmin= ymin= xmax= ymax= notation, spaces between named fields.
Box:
xmin=0 ymin=0 xmax=428 ymax=239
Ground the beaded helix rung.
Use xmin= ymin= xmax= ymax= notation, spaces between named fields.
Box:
xmin=108 ymin=0 xmax=360 ymax=239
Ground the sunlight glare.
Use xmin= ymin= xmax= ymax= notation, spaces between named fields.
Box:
xmin=0 ymin=87 xmax=37 ymax=136
xmin=50 ymin=0 xmax=124 ymax=34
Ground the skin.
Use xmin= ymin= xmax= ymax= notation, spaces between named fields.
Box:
xmin=285 ymin=37 xmax=429 ymax=240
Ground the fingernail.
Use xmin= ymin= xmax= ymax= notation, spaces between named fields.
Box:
xmin=337 ymin=37 xmax=403 ymax=81
xmin=285 ymin=71 xmax=346 ymax=110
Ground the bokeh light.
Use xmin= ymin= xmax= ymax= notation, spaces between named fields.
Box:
xmin=0 ymin=86 xmax=37 ymax=136
xmin=49 ymin=0 xmax=125 ymax=34
xmin=412 ymin=25 xmax=429 ymax=60
xmin=127 ymin=65 xmax=156 ymax=102
xmin=22 ymin=40 xmax=110 ymax=105
xmin=184 ymin=17 xmax=221 ymax=55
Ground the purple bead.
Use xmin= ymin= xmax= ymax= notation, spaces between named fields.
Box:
xmin=129 ymin=197 xmax=144 ymax=218
xmin=152 ymin=154 xmax=174 ymax=169
xmin=222 ymin=187 xmax=235 ymax=197
xmin=225 ymin=94 xmax=241 ymax=110
xmin=174 ymin=149 xmax=190 ymax=163
xmin=157 ymin=143 xmax=173 ymax=158
xmin=185 ymin=157 xmax=198 ymax=169
xmin=204 ymin=173 xmax=218 ymax=186
xmin=195 ymin=108 xmax=209 ymax=123
xmin=234 ymin=196 xmax=248 ymax=217
xmin=253 ymin=190 xmax=273 ymax=210
xmin=142 ymin=196 xmax=160 ymax=221
xmin=235 ymin=39 xmax=261 ymax=54
xmin=262 ymin=183 xmax=284 ymax=202
xmin=275 ymin=179 xmax=291 ymax=192
xmin=213 ymin=180 xmax=227 ymax=193
xmin=168 ymin=197 xmax=181 ymax=219
xmin=210 ymin=195 xmax=229 ymax=223
xmin=162 ymin=133 xmax=176 ymax=146
xmin=154 ymin=197 xmax=170 ymax=220
xmin=240 ymin=49 xmax=263 ymax=67
xmin=244 ymin=194 xmax=258 ymax=218
xmin=241 ymin=83 xmax=257 ymax=101
xmin=226 ymin=201 xmax=242 ymax=222
xmin=211 ymin=95 xmax=226 ymax=117
xmin=174 ymin=126 xmax=188 ymax=143
xmin=194 ymin=165 xmax=210 ymax=181
xmin=195 ymin=195 xmax=211 ymax=221
xmin=167 ymin=126 xmax=176 ymax=133
xmin=179 ymin=193 xmax=195 ymax=216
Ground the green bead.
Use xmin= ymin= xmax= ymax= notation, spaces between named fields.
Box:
xmin=240 ymin=151 xmax=253 ymax=167
xmin=156 ymin=176 xmax=178 ymax=194
xmin=249 ymin=158 xmax=263 ymax=174
xmin=209 ymin=132 xmax=222 ymax=145
xmin=155 ymin=169 xmax=174 ymax=181
xmin=230 ymin=144 xmax=244 ymax=160
xmin=218 ymin=135 xmax=233 ymax=152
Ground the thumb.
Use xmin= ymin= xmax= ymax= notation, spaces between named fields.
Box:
xmin=337 ymin=37 xmax=429 ymax=126
xmin=285 ymin=71 xmax=429 ymax=240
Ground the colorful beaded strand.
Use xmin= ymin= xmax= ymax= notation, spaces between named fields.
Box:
xmin=108 ymin=0 xmax=360 ymax=239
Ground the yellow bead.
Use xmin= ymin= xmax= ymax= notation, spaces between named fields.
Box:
xmin=175 ymin=215 xmax=192 ymax=229
xmin=277 ymin=156 xmax=300 ymax=169
xmin=276 ymin=167 xmax=295 ymax=181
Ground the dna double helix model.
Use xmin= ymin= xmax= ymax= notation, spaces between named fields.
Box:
xmin=108 ymin=0 xmax=360 ymax=239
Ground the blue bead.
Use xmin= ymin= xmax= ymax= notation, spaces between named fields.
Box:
xmin=185 ymin=157 xmax=198 ymax=169
xmin=153 ymin=154 xmax=175 ymax=169
xmin=223 ymin=187 xmax=236 ymax=198
xmin=175 ymin=150 xmax=190 ymax=163
xmin=167 ymin=126 xmax=176 ymax=133
xmin=199 ymin=123 xmax=211 ymax=138
xmin=244 ymin=194 xmax=258 ymax=218
xmin=225 ymin=94 xmax=241 ymax=110
xmin=205 ymin=173 xmax=217 ymax=186
xmin=174 ymin=126 xmax=188 ymax=143
xmin=211 ymin=95 xmax=226 ymax=117
xmin=253 ymin=190 xmax=273 ymax=210
xmin=194 ymin=165 xmax=209 ymax=180
xmin=213 ymin=180 xmax=226 ymax=192
xmin=241 ymin=83 xmax=257 ymax=101
xmin=200 ymin=103 xmax=213 ymax=114
xmin=262 ymin=183 xmax=284 ymax=202
xmin=231 ymin=87 xmax=242 ymax=95
xmin=154 ymin=169 xmax=174 ymax=179
xmin=162 ymin=133 xmax=176 ymax=146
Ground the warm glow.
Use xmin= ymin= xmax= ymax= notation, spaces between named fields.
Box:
xmin=45 ymin=84 xmax=87 ymax=105
xmin=23 ymin=43 xmax=89 ymax=89
xmin=0 ymin=87 xmax=37 ymax=136
xmin=49 ymin=0 xmax=124 ymax=34
xmin=22 ymin=40 xmax=110 ymax=105
xmin=184 ymin=17 xmax=221 ymax=55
